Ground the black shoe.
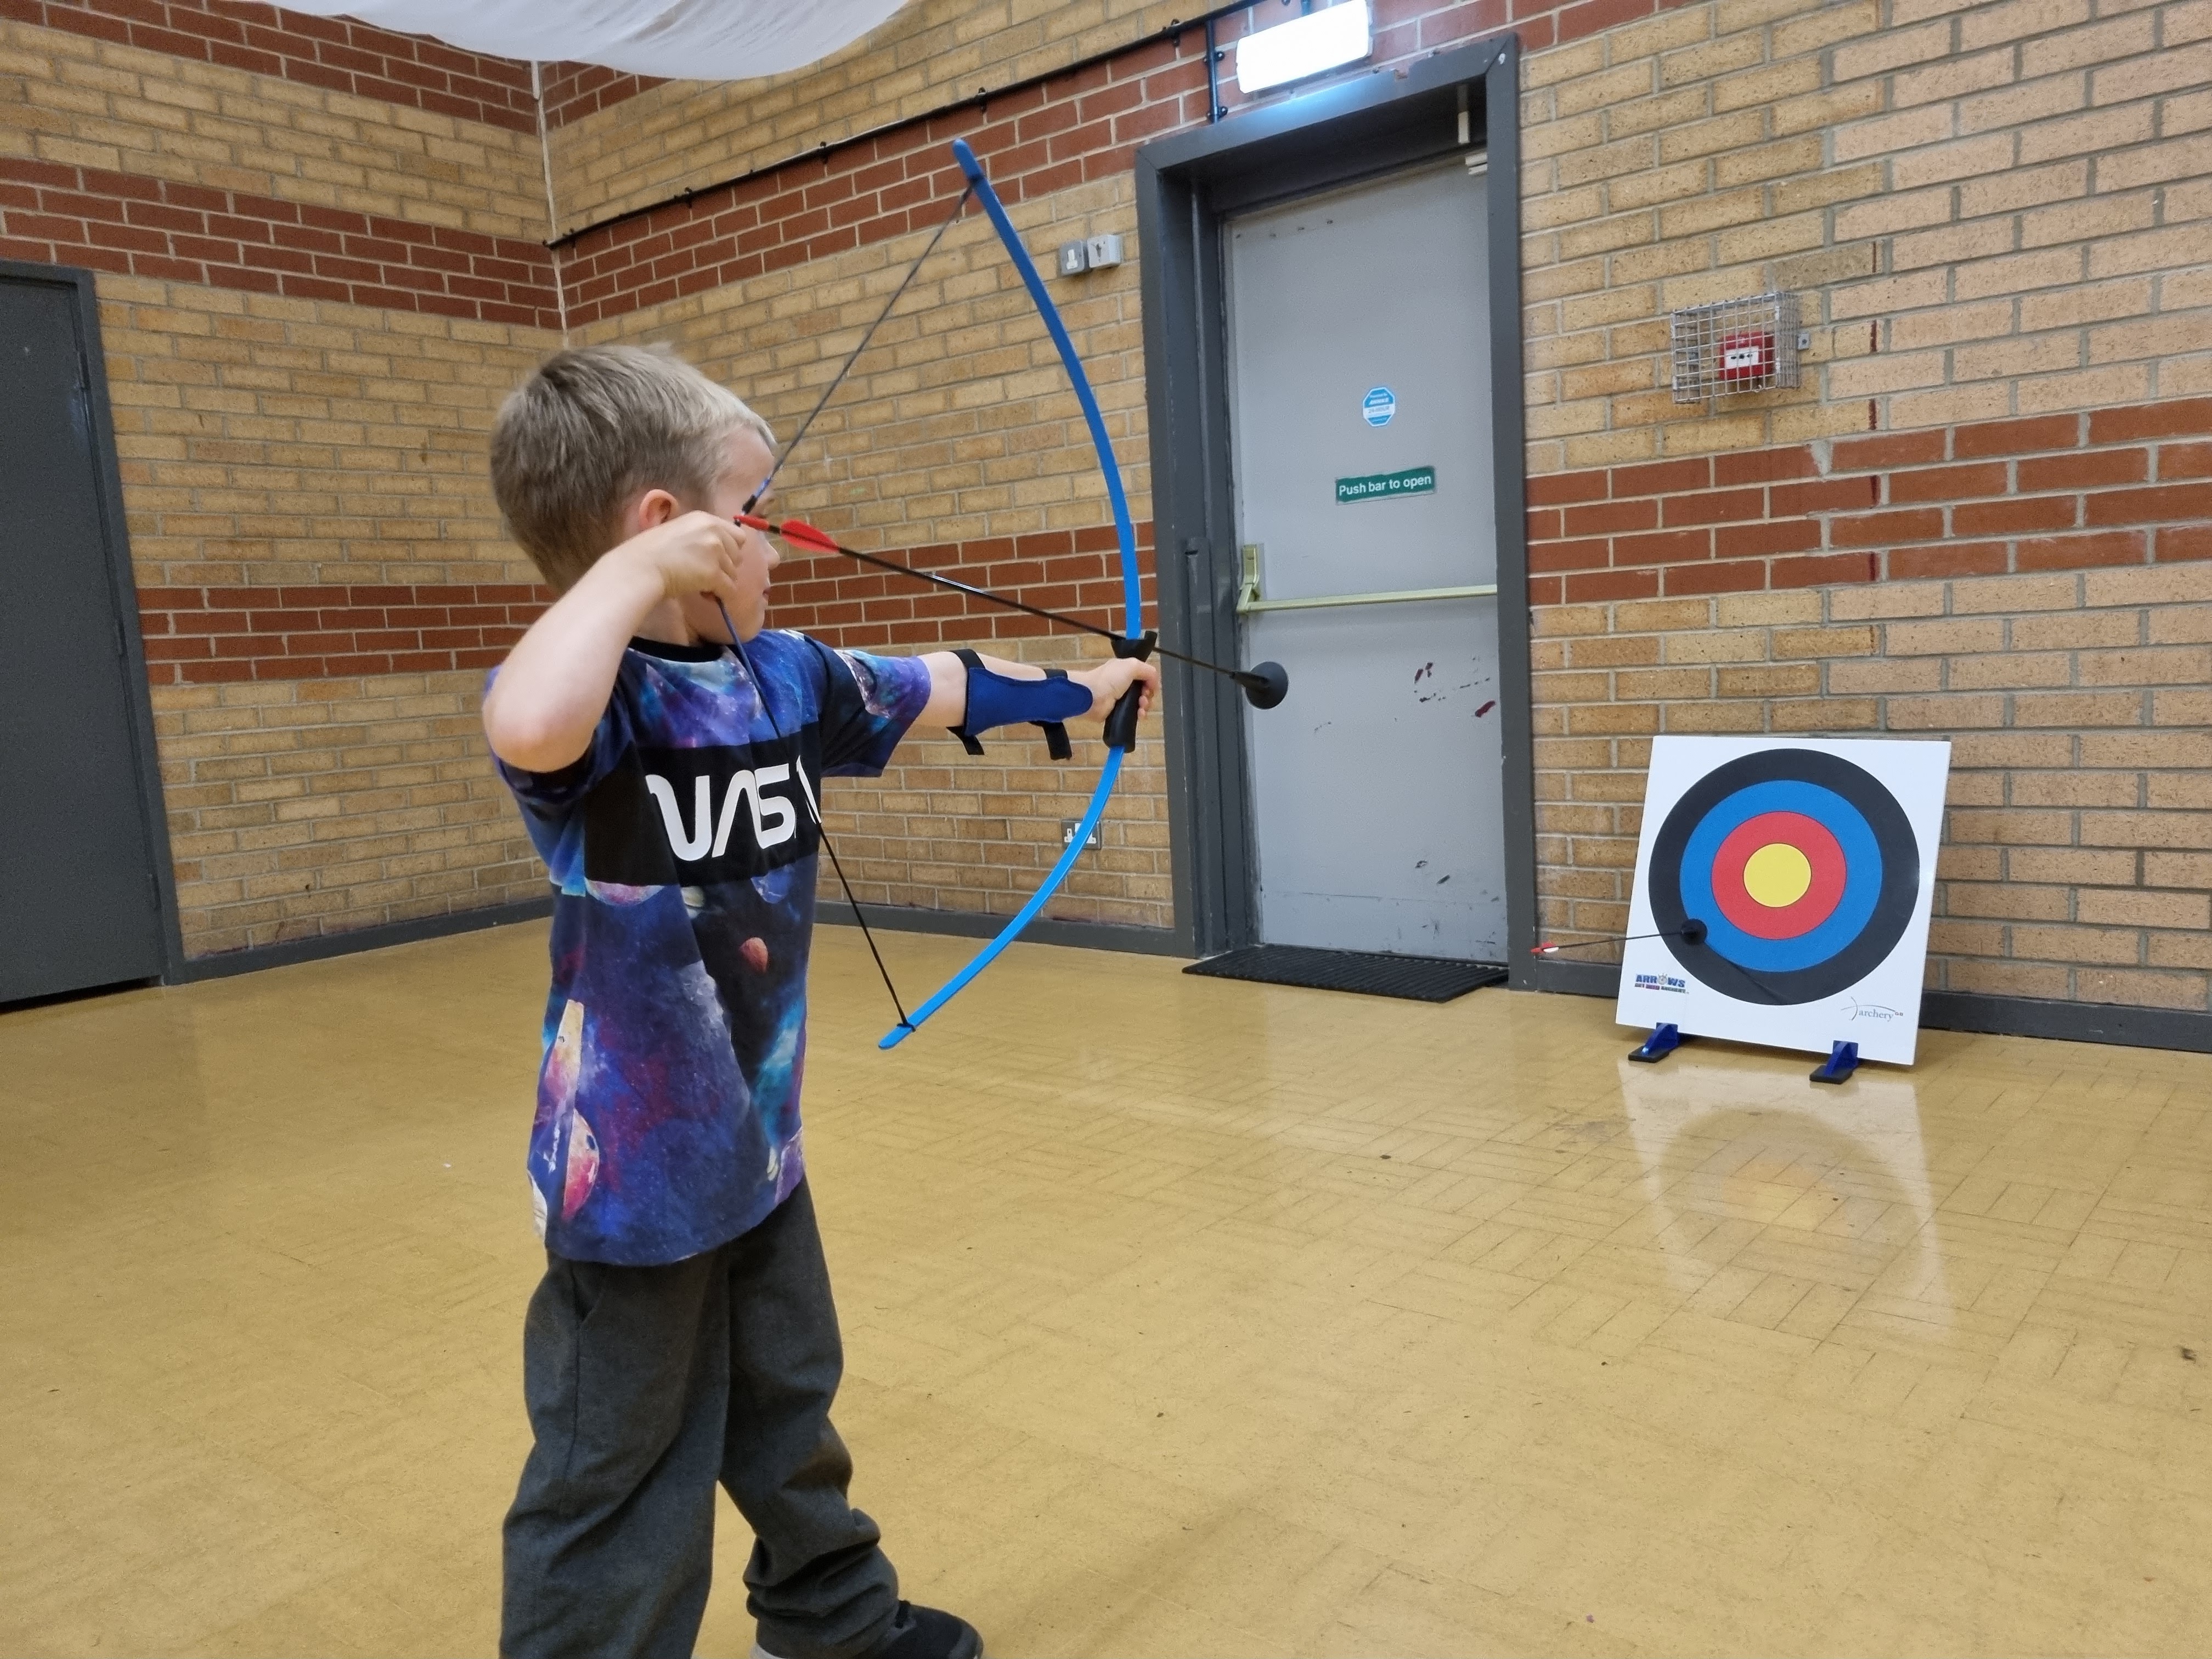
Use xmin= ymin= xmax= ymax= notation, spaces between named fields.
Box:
xmin=863 ymin=1601 xmax=983 ymax=1659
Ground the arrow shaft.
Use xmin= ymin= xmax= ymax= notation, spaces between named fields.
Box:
xmin=748 ymin=515 xmax=1261 ymax=688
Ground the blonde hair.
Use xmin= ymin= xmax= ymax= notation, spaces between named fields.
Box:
xmin=489 ymin=343 xmax=774 ymax=592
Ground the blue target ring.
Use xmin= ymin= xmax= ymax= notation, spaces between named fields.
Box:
xmin=1648 ymin=751 xmax=1918 ymax=1005
xmin=1677 ymin=780 xmax=1882 ymax=974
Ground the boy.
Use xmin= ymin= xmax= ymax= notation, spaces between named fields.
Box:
xmin=482 ymin=343 xmax=1157 ymax=1659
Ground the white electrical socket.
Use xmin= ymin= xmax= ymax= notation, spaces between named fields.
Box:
xmin=1056 ymin=240 xmax=1088 ymax=276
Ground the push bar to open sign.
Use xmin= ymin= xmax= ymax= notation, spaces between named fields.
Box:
xmin=1236 ymin=581 xmax=1499 ymax=614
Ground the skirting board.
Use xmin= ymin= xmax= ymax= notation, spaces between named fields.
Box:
xmin=174 ymin=894 xmax=1179 ymax=986
xmin=816 ymin=900 xmax=1183 ymax=957
xmin=177 ymin=894 xmax=555 ymax=982
xmin=1527 ymin=955 xmax=2212 ymax=1056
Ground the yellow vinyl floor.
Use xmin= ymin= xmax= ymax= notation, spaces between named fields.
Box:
xmin=6 ymin=921 xmax=2212 ymax=1656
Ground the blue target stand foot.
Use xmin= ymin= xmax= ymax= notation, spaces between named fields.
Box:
xmin=1809 ymin=1040 xmax=1860 ymax=1085
xmin=1627 ymin=1023 xmax=1689 ymax=1064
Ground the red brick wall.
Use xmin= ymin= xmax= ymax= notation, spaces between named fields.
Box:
xmin=2 ymin=0 xmax=541 ymax=131
xmin=0 ymin=159 xmax=559 ymax=326
xmin=539 ymin=60 xmax=661 ymax=131
xmin=128 ymin=518 xmax=1161 ymax=687
xmin=137 ymin=585 xmax=548 ymax=684
xmin=1526 ymin=398 xmax=2212 ymax=606
xmin=777 ymin=523 xmax=1155 ymax=651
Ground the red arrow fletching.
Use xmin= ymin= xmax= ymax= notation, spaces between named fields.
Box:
xmin=774 ymin=517 xmax=842 ymax=555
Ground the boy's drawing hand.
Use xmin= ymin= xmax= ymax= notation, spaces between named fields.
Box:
xmin=1072 ymin=654 xmax=1161 ymax=721
xmin=610 ymin=510 xmax=754 ymax=610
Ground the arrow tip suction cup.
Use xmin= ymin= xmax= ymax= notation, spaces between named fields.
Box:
xmin=1679 ymin=917 xmax=1708 ymax=945
xmin=1240 ymin=661 xmax=1289 ymax=709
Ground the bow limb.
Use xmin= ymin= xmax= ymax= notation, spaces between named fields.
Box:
xmin=877 ymin=138 xmax=1144 ymax=1050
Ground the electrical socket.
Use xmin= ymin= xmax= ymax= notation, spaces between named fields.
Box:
xmin=1061 ymin=820 xmax=1100 ymax=851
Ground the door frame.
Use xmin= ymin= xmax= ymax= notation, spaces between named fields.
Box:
xmin=1 ymin=258 xmax=187 ymax=988
xmin=1135 ymin=34 xmax=1534 ymax=977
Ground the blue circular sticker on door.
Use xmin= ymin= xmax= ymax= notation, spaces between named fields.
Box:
xmin=1362 ymin=386 xmax=1396 ymax=426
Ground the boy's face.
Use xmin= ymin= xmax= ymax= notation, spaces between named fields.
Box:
xmin=676 ymin=426 xmax=780 ymax=644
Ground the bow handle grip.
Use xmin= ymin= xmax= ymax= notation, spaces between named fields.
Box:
xmin=1102 ymin=630 xmax=1157 ymax=752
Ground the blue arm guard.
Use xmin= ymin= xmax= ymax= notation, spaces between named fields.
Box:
xmin=949 ymin=648 xmax=1092 ymax=759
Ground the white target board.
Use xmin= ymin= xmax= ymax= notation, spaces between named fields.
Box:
xmin=1615 ymin=736 xmax=1950 ymax=1065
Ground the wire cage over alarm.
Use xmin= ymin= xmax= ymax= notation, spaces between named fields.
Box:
xmin=1671 ymin=291 xmax=1802 ymax=404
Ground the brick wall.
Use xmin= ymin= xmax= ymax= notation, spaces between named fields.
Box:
xmin=538 ymin=60 xmax=657 ymax=131
xmin=1530 ymin=395 xmax=2212 ymax=1008
xmin=137 ymin=581 xmax=545 ymax=682
xmin=0 ymin=159 xmax=558 ymax=325
xmin=100 ymin=272 xmax=558 ymax=954
xmin=153 ymin=670 xmax=546 ymax=956
xmin=531 ymin=0 xmax=2210 ymax=994
xmin=556 ymin=43 xmax=1206 ymax=326
xmin=540 ymin=0 xmax=1661 ymax=238
xmin=2 ymin=0 xmax=541 ymax=130
xmin=542 ymin=0 xmax=1180 ymax=235
xmin=2 ymin=0 xmax=2203 ymax=1002
xmin=1520 ymin=0 xmax=2211 ymax=471
xmin=0 ymin=10 xmax=553 ymax=240
xmin=1519 ymin=0 xmax=2212 ymax=1013
xmin=0 ymin=5 xmax=563 ymax=958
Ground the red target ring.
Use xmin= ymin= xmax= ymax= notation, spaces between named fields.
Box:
xmin=1709 ymin=810 xmax=1846 ymax=940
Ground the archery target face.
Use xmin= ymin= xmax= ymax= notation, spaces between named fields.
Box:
xmin=1615 ymin=737 xmax=1950 ymax=1065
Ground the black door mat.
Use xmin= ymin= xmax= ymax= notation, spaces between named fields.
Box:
xmin=1183 ymin=945 xmax=1508 ymax=1003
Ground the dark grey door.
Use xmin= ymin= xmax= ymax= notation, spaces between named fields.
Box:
xmin=0 ymin=268 xmax=171 ymax=1001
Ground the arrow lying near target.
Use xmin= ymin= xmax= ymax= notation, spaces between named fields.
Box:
xmin=1532 ymin=919 xmax=1708 ymax=956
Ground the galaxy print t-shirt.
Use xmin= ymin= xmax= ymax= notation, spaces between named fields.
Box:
xmin=493 ymin=631 xmax=932 ymax=1266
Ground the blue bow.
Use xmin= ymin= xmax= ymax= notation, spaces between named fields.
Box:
xmin=870 ymin=140 xmax=1148 ymax=1046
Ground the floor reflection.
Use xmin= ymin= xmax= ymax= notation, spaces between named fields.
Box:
xmin=1617 ymin=1055 xmax=1949 ymax=1323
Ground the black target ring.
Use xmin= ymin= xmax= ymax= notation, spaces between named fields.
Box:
xmin=1649 ymin=749 xmax=1919 ymax=1005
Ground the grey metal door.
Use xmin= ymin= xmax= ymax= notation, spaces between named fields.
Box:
xmin=0 ymin=270 xmax=170 ymax=1001
xmin=1227 ymin=158 xmax=1505 ymax=959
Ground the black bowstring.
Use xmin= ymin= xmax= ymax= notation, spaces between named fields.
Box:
xmin=719 ymin=603 xmax=914 ymax=1036
xmin=741 ymin=183 xmax=974 ymax=518
xmin=718 ymin=184 xmax=977 ymax=1029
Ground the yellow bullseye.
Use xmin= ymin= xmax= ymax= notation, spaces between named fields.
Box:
xmin=1742 ymin=842 xmax=1813 ymax=908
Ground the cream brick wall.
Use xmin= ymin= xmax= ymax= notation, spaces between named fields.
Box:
xmin=98 ymin=276 xmax=558 ymax=952
xmin=9 ymin=24 xmax=567 ymax=957
xmin=0 ymin=18 xmax=552 ymax=236
xmin=1535 ymin=562 xmax=2212 ymax=1008
xmin=1521 ymin=0 xmax=2212 ymax=473
xmin=99 ymin=274 xmax=550 ymax=589
xmin=153 ymin=670 xmax=545 ymax=955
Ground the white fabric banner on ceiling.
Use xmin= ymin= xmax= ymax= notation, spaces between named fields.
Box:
xmin=277 ymin=0 xmax=911 ymax=81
